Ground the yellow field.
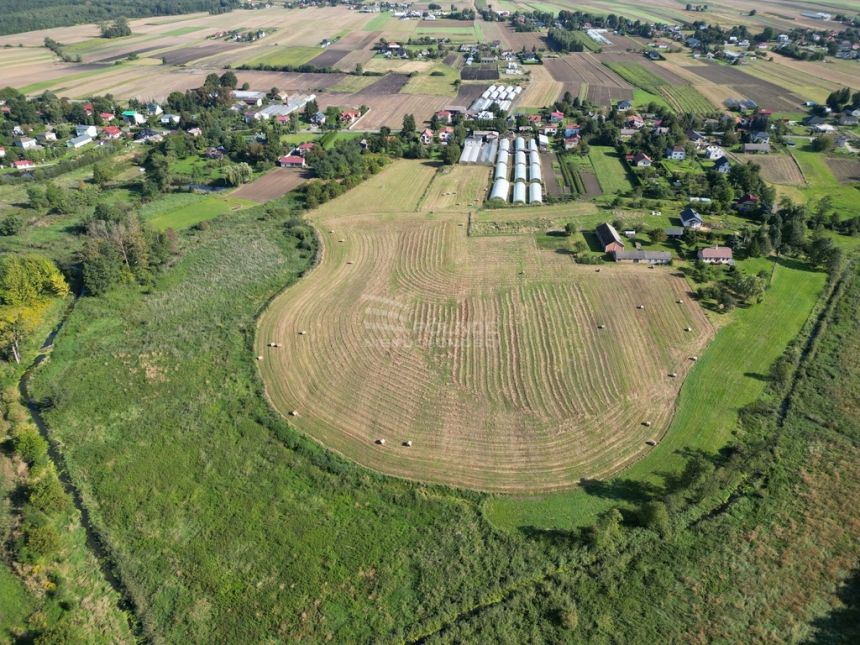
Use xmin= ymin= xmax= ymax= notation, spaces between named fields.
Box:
xmin=256 ymin=161 xmax=714 ymax=492
xmin=517 ymin=65 xmax=563 ymax=108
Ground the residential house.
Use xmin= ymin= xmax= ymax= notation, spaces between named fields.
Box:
xmin=420 ymin=128 xmax=434 ymax=145
xmin=542 ymin=125 xmax=558 ymax=136
xmin=16 ymin=137 xmax=38 ymax=150
xmin=68 ymin=134 xmax=93 ymax=149
xmin=75 ymin=124 xmax=98 ymax=138
xmin=697 ymin=246 xmax=734 ymax=264
xmin=160 ymin=113 xmax=181 ymax=126
xmin=714 ymin=156 xmax=731 ymax=173
xmin=99 ymin=112 xmax=115 ymax=122
xmin=278 ymin=155 xmax=306 ymax=168
xmin=619 ymin=128 xmax=639 ymax=139
xmin=549 ymin=110 xmax=564 ymax=123
xmin=750 ymin=132 xmax=770 ymax=144
xmin=438 ymin=126 xmax=454 ymax=144
xmin=613 ymin=250 xmax=672 ymax=264
xmin=563 ymin=123 xmax=581 ymax=137
xmin=187 ymin=127 xmax=203 ymax=137
xmin=595 ymin=223 xmax=625 ymax=254
xmin=563 ymin=135 xmax=580 ymax=150
xmin=145 ymin=102 xmax=163 ymax=117
xmin=435 ymin=110 xmax=452 ymax=124
xmin=735 ymin=193 xmax=760 ymax=212
xmin=101 ymin=126 xmax=122 ymax=140
xmin=13 ymin=159 xmax=34 ymax=169
xmin=617 ymin=99 xmax=633 ymax=111
xmin=665 ymin=146 xmax=686 ymax=161
xmin=680 ymin=206 xmax=704 ymax=229
xmin=295 ymin=142 xmax=316 ymax=157
xmin=838 ymin=114 xmax=858 ymax=126
xmin=537 ymin=134 xmax=549 ymax=150
xmin=704 ymin=144 xmax=724 ymax=160
xmin=625 ymin=114 xmax=645 ymax=129
xmin=340 ymin=109 xmax=361 ymax=126
xmin=37 ymin=131 xmax=57 ymax=143
xmin=122 ymin=110 xmax=146 ymax=125
xmin=743 ymin=142 xmax=770 ymax=154
xmin=205 ymin=147 xmax=224 ymax=160
xmin=633 ymin=152 xmax=652 ymax=167
xmin=82 ymin=103 xmax=93 ymax=116
xmin=135 ymin=129 xmax=162 ymax=143
xmin=311 ymin=111 xmax=326 ymax=126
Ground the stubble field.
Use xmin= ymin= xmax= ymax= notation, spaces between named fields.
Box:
xmin=256 ymin=161 xmax=713 ymax=492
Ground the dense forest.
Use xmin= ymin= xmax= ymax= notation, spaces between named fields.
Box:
xmin=0 ymin=0 xmax=240 ymax=36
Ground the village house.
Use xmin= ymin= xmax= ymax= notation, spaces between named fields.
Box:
xmin=75 ymin=124 xmax=98 ymax=138
xmin=549 ymin=110 xmax=564 ymax=123
xmin=145 ymin=102 xmax=163 ymax=117
xmin=435 ymin=110 xmax=452 ymax=124
xmin=563 ymin=124 xmax=581 ymax=137
xmin=542 ymin=125 xmax=558 ymax=136
xmin=625 ymin=114 xmax=645 ymax=129
xmin=16 ymin=137 xmax=37 ymax=150
xmin=101 ymin=126 xmax=122 ymax=140
xmin=563 ymin=135 xmax=580 ymax=150
xmin=37 ymin=131 xmax=57 ymax=143
xmin=278 ymin=154 xmax=306 ymax=168
xmin=633 ymin=152 xmax=652 ymax=167
xmin=13 ymin=159 xmax=34 ymax=169
xmin=295 ymin=142 xmax=316 ymax=157
xmin=160 ymin=113 xmax=181 ymax=126
xmin=680 ymin=206 xmax=704 ymax=229
xmin=617 ymin=99 xmax=633 ymax=111
xmin=420 ymin=128 xmax=434 ymax=145
xmin=340 ymin=109 xmax=361 ymax=126
xmin=99 ymin=112 xmax=115 ymax=122
xmin=68 ymin=134 xmax=93 ymax=149
xmin=438 ymin=126 xmax=454 ymax=144
xmin=714 ymin=156 xmax=731 ymax=173
xmin=311 ymin=111 xmax=326 ymax=126
xmin=665 ymin=226 xmax=685 ymax=239
xmin=187 ymin=127 xmax=203 ymax=137
xmin=665 ymin=146 xmax=686 ymax=161
xmin=0 ymin=146 xmax=5 ymax=158
xmin=122 ymin=110 xmax=146 ymax=125
xmin=735 ymin=193 xmax=760 ymax=213
xmin=595 ymin=222 xmax=625 ymax=254
xmin=698 ymin=246 xmax=734 ymax=264
xmin=704 ymin=144 xmax=724 ymax=160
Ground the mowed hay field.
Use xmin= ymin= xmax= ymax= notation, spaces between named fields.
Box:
xmin=257 ymin=161 xmax=713 ymax=492
xmin=730 ymin=153 xmax=805 ymax=186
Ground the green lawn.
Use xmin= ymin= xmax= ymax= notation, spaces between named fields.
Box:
xmin=141 ymin=193 xmax=255 ymax=230
xmin=633 ymin=88 xmax=671 ymax=110
xmin=588 ymin=145 xmax=633 ymax=194
xmin=791 ymin=147 xmax=860 ymax=214
xmin=401 ymin=64 xmax=459 ymax=96
xmin=485 ymin=258 xmax=828 ymax=530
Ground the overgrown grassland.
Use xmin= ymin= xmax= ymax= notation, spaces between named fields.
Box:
xmin=26 ymin=204 xmax=550 ymax=641
xmin=588 ymin=145 xmax=633 ymax=194
xmin=791 ymin=147 xmax=860 ymax=215
xmin=486 ymin=258 xmax=828 ymax=530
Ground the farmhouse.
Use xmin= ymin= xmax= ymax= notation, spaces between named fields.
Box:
xmin=122 ymin=110 xmax=145 ymax=125
xmin=714 ymin=156 xmax=731 ymax=173
xmin=278 ymin=155 xmax=306 ymax=168
xmin=13 ymin=159 xmax=34 ymax=169
xmin=145 ymin=102 xmax=163 ymax=117
xmin=665 ymin=146 xmax=686 ymax=160
xmin=341 ymin=109 xmax=361 ymax=125
xmin=680 ymin=206 xmax=704 ymax=229
xmin=420 ymin=128 xmax=434 ymax=145
xmin=99 ymin=112 xmax=114 ymax=122
xmin=617 ymin=99 xmax=633 ymax=111
xmin=0 ymin=147 xmax=5 ymax=158
xmin=704 ymin=145 xmax=724 ymax=161
xmin=295 ymin=142 xmax=316 ymax=156
xmin=563 ymin=135 xmax=580 ymax=150
xmin=613 ymin=250 xmax=672 ymax=264
xmin=16 ymin=137 xmax=37 ymax=150
xmin=595 ymin=222 xmax=625 ymax=253
xmin=160 ymin=113 xmax=181 ymax=126
xmin=698 ymin=246 xmax=734 ymax=264
xmin=37 ymin=131 xmax=57 ymax=143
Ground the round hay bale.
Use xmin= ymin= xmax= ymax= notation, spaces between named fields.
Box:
xmin=597 ymin=324 xmax=606 ymax=329
xmin=690 ymin=355 xmax=698 ymax=361
xmin=668 ymin=372 xmax=677 ymax=378
xmin=346 ymin=260 xmax=354 ymax=264
xmin=676 ymin=299 xmax=683 ymax=304
xmin=404 ymin=440 xmax=412 ymax=447
xmin=685 ymin=326 xmax=692 ymax=332
xmin=375 ymin=438 xmax=386 ymax=446
xmin=289 ymin=410 xmax=299 ymax=417
xmin=338 ymin=239 xmax=345 ymax=243
xmin=256 ymin=355 xmax=263 ymax=361
xmin=298 ymin=330 xmax=307 ymax=335
xmin=595 ymin=268 xmax=601 ymax=272
xmin=636 ymin=304 xmax=644 ymax=309
xmin=642 ymin=421 xmax=652 ymax=427
xmin=646 ymin=439 xmax=657 ymax=446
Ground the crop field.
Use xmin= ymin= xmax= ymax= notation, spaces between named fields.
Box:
xmin=544 ymin=53 xmax=633 ymax=106
xmin=418 ymin=165 xmax=490 ymax=211
xmin=400 ymin=64 xmax=460 ymax=96
xmin=243 ymin=46 xmax=323 ymax=68
xmin=605 ymin=61 xmax=717 ymax=113
xmin=517 ymin=65 xmax=563 ymax=108
xmin=735 ymin=56 xmax=856 ymax=105
xmin=231 ymin=168 xmax=311 ymax=203
xmin=730 ymin=153 xmax=806 ymax=185
xmin=826 ymin=158 xmax=860 ymax=184
xmin=256 ymin=161 xmax=712 ymax=492
xmin=681 ymin=61 xmax=805 ymax=112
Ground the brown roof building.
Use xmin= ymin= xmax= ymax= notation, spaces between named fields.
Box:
xmin=595 ymin=223 xmax=625 ymax=253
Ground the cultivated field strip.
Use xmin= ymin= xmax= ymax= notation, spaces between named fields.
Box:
xmin=257 ymin=162 xmax=713 ymax=492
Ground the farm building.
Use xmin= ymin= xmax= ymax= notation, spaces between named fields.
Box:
xmin=490 ymin=178 xmax=510 ymax=201
xmin=67 ymin=134 xmax=93 ymax=149
xmin=743 ymin=143 xmax=770 ymax=154
xmin=13 ymin=159 xmax=34 ymax=169
xmin=528 ymin=182 xmax=542 ymax=204
xmin=16 ymin=137 xmax=37 ymax=150
xmin=698 ymin=246 xmax=734 ymax=264
xmin=680 ymin=207 xmax=704 ymax=229
xmin=75 ymin=124 xmax=97 ymax=138
xmin=101 ymin=126 xmax=122 ymax=140
xmin=499 ymin=138 xmax=510 ymax=153
xmin=513 ymin=164 xmax=527 ymax=183
xmin=595 ymin=223 xmax=625 ymax=253
xmin=512 ymin=182 xmax=527 ymax=204
xmin=278 ymin=155 xmax=306 ymax=168
xmin=613 ymin=250 xmax=672 ymax=264
xmin=494 ymin=162 xmax=508 ymax=180
xmin=529 ymin=163 xmax=542 ymax=183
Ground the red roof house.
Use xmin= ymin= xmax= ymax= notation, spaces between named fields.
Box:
xmin=278 ymin=155 xmax=306 ymax=168
xmin=14 ymin=159 xmax=34 ymax=169
xmin=101 ymin=125 xmax=122 ymax=139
